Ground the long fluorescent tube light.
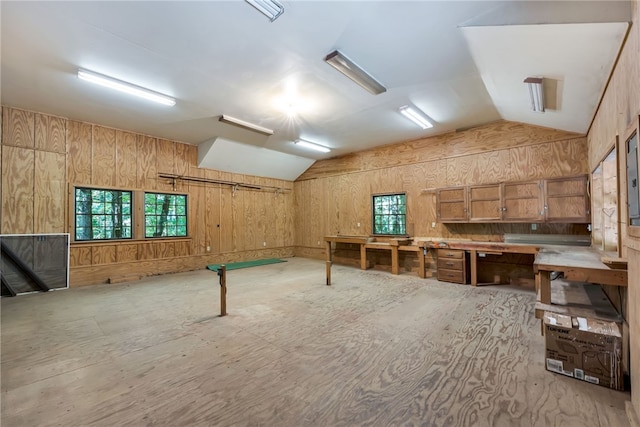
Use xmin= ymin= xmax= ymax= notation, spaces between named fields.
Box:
xmin=324 ymin=50 xmax=386 ymax=95
xmin=524 ymin=77 xmax=545 ymax=113
xmin=219 ymin=115 xmax=274 ymax=136
xmin=398 ymin=105 xmax=433 ymax=129
xmin=294 ymin=139 xmax=331 ymax=153
xmin=245 ymin=0 xmax=284 ymax=22
xmin=77 ymin=69 xmax=176 ymax=106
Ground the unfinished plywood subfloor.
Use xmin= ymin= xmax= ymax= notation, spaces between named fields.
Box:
xmin=0 ymin=258 xmax=631 ymax=426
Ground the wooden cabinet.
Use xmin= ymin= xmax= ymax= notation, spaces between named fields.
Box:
xmin=468 ymin=184 xmax=502 ymax=221
xmin=502 ymin=180 xmax=544 ymax=222
xmin=436 ymin=175 xmax=589 ymax=224
xmin=437 ymin=249 xmax=469 ymax=284
xmin=436 ymin=187 xmax=467 ymax=222
xmin=544 ymin=176 xmax=590 ymax=223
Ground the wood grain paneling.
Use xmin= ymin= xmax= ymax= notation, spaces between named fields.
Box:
xmin=156 ymin=242 xmax=175 ymax=259
xmin=70 ymin=246 xmax=92 ymax=267
xmin=2 ymin=146 xmax=34 ymax=233
xmin=67 ymin=120 xmax=92 ymax=184
xmin=116 ymin=131 xmax=137 ymax=189
xmin=116 ymin=244 xmax=138 ymax=263
xmin=2 ymin=107 xmax=34 ymax=149
xmin=92 ymin=126 xmax=116 ymax=187
xmin=34 ymin=151 xmax=66 ymax=233
xmin=299 ymin=121 xmax=581 ymax=181
xmin=137 ymin=135 xmax=157 ymax=190
xmin=35 ymin=113 xmax=66 ymax=153
xmin=219 ymin=175 xmax=234 ymax=253
xmin=446 ymin=150 xmax=510 ymax=186
xmin=509 ymin=138 xmax=588 ymax=181
xmin=91 ymin=245 xmax=116 ymax=265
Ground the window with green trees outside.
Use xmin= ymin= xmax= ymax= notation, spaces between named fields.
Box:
xmin=145 ymin=193 xmax=188 ymax=238
xmin=372 ymin=193 xmax=407 ymax=235
xmin=75 ymin=188 xmax=132 ymax=241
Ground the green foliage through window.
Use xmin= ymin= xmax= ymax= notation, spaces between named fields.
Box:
xmin=75 ymin=188 xmax=132 ymax=241
xmin=372 ymin=193 xmax=406 ymax=235
xmin=145 ymin=193 xmax=188 ymax=238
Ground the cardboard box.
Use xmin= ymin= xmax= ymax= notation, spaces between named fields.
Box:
xmin=543 ymin=311 xmax=623 ymax=390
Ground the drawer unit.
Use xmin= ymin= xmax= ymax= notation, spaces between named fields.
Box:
xmin=437 ymin=249 xmax=469 ymax=284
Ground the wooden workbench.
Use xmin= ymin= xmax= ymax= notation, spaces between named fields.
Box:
xmin=324 ymin=236 xmax=426 ymax=284
xmin=533 ymin=246 xmax=628 ymax=305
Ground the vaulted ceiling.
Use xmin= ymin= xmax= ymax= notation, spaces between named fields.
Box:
xmin=1 ymin=1 xmax=631 ymax=179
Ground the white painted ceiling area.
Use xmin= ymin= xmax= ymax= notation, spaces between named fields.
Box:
xmin=0 ymin=1 xmax=631 ymax=180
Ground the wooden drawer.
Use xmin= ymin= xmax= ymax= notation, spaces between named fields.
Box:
xmin=438 ymin=268 xmax=466 ymax=283
xmin=438 ymin=249 xmax=464 ymax=259
xmin=437 ymin=258 xmax=464 ymax=271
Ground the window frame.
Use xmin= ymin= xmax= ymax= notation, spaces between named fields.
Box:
xmin=626 ymin=115 xmax=640 ymax=239
xmin=74 ymin=186 xmax=134 ymax=242
xmin=143 ymin=192 xmax=189 ymax=239
xmin=371 ymin=192 xmax=408 ymax=236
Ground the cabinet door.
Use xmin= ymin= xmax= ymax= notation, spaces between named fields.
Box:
xmin=544 ymin=176 xmax=590 ymax=223
xmin=468 ymin=184 xmax=502 ymax=222
xmin=436 ymin=187 xmax=467 ymax=222
xmin=502 ymin=181 xmax=544 ymax=222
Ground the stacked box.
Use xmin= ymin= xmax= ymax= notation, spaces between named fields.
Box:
xmin=543 ymin=311 xmax=623 ymax=390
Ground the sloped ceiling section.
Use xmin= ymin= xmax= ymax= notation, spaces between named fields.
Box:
xmin=198 ymin=138 xmax=315 ymax=181
xmin=461 ymin=22 xmax=629 ymax=133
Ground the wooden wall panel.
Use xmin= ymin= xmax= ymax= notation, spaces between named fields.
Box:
xmin=231 ymin=174 xmax=246 ymax=252
xmin=190 ymin=182 xmax=207 ymax=255
xmin=2 ymin=107 xmax=34 ymax=149
xmin=116 ymin=244 xmax=138 ymax=263
xmin=91 ymin=126 xmax=116 ymax=187
xmin=509 ymin=138 xmax=588 ymax=181
xmin=299 ymin=121 xmax=581 ymax=181
xmin=70 ymin=246 xmax=92 ymax=267
xmin=34 ymin=151 xmax=66 ymax=233
xmin=155 ymin=139 xmax=175 ymax=192
xmin=219 ymin=173 xmax=234 ymax=253
xmin=116 ymin=131 xmax=137 ymax=189
xmin=67 ymin=121 xmax=92 ymax=184
xmin=137 ymin=135 xmax=157 ymax=190
xmin=157 ymin=242 xmax=175 ymax=259
xmin=446 ymin=150 xmax=510 ymax=186
xmin=2 ymin=146 xmax=34 ymax=233
xmin=91 ymin=245 xmax=116 ymax=265
xmin=35 ymin=113 xmax=66 ymax=154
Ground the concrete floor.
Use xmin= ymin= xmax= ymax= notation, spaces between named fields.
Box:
xmin=1 ymin=257 xmax=631 ymax=426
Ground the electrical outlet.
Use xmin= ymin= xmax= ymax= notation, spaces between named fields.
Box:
xmin=317 ymin=241 xmax=321 ymax=245
xmin=206 ymin=246 xmax=211 ymax=252
xmin=431 ymin=222 xmax=436 ymax=228
xmin=531 ymin=224 xmax=537 ymax=231
xmin=263 ymin=241 xmax=267 ymax=247
xmin=357 ymin=222 xmax=361 ymax=227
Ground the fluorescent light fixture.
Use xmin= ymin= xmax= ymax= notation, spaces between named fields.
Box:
xmin=245 ymin=0 xmax=284 ymax=22
xmin=324 ymin=50 xmax=386 ymax=95
xmin=398 ymin=105 xmax=433 ymax=129
xmin=218 ymin=115 xmax=274 ymax=136
xmin=294 ymin=139 xmax=331 ymax=153
xmin=524 ymin=77 xmax=545 ymax=113
xmin=77 ymin=69 xmax=175 ymax=106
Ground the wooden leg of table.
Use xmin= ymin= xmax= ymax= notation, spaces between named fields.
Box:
xmin=470 ymin=250 xmax=477 ymax=286
xmin=326 ymin=261 xmax=331 ymax=286
xmin=219 ymin=265 xmax=227 ymax=317
xmin=325 ymin=241 xmax=332 ymax=263
xmin=391 ymin=247 xmax=399 ymax=275
xmin=536 ymin=271 xmax=551 ymax=304
xmin=418 ymin=249 xmax=426 ymax=279
xmin=360 ymin=245 xmax=367 ymax=270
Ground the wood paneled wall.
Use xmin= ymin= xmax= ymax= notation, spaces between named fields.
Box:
xmin=1 ymin=106 xmax=295 ymax=286
xmin=587 ymin=0 xmax=639 ymax=420
xmin=295 ymin=121 xmax=589 ymax=257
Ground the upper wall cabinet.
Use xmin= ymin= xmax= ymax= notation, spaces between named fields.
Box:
xmin=436 ymin=175 xmax=589 ymax=224
xmin=436 ymin=187 xmax=467 ymax=222
xmin=544 ymin=176 xmax=590 ymax=223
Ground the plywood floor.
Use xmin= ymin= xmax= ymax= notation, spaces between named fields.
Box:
xmin=1 ymin=257 xmax=631 ymax=426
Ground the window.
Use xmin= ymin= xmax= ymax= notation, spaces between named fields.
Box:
xmin=144 ymin=193 xmax=188 ymax=238
xmin=372 ymin=193 xmax=406 ymax=235
xmin=75 ymin=188 xmax=132 ymax=241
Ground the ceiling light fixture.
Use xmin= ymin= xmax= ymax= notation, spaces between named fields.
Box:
xmin=398 ymin=105 xmax=433 ymax=129
xmin=524 ymin=77 xmax=545 ymax=113
xmin=77 ymin=69 xmax=176 ymax=106
xmin=245 ymin=0 xmax=284 ymax=22
xmin=324 ymin=50 xmax=386 ymax=95
xmin=218 ymin=115 xmax=274 ymax=136
xmin=294 ymin=139 xmax=331 ymax=153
